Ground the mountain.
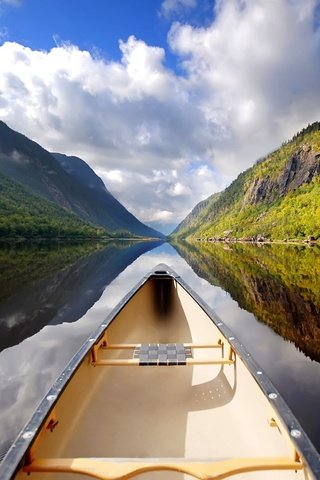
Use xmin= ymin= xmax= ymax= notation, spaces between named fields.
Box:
xmin=0 ymin=121 xmax=163 ymax=238
xmin=53 ymin=153 xmax=163 ymax=238
xmin=0 ymin=170 xmax=105 ymax=238
xmin=171 ymin=122 xmax=320 ymax=241
xmin=171 ymin=192 xmax=221 ymax=239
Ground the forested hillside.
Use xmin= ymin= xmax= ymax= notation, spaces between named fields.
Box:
xmin=53 ymin=153 xmax=162 ymax=238
xmin=171 ymin=122 xmax=320 ymax=241
xmin=171 ymin=193 xmax=221 ymax=239
xmin=0 ymin=121 xmax=162 ymax=239
xmin=0 ymin=171 xmax=105 ymax=238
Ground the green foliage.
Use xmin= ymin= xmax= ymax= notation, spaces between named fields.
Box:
xmin=0 ymin=171 xmax=108 ymax=238
xmin=172 ymin=121 xmax=320 ymax=241
xmin=0 ymin=241 xmax=106 ymax=302
xmin=173 ymin=240 xmax=320 ymax=361
xmin=108 ymin=229 xmax=156 ymax=239
xmin=195 ymin=177 xmax=320 ymax=240
xmin=169 ymin=192 xmax=221 ymax=240
xmin=0 ymin=121 xmax=162 ymax=239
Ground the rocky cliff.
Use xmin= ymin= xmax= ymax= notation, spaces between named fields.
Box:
xmin=245 ymin=145 xmax=320 ymax=205
xmin=171 ymin=122 xmax=320 ymax=241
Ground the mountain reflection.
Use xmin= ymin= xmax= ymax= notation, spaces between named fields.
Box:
xmin=172 ymin=241 xmax=320 ymax=361
xmin=0 ymin=240 xmax=163 ymax=352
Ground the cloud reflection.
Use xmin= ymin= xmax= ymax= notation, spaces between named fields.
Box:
xmin=1 ymin=243 xmax=320 ymax=457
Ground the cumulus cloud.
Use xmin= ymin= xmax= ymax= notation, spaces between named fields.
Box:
xmin=0 ymin=38 xmax=213 ymax=170
xmin=98 ymin=163 xmax=226 ymax=233
xmin=169 ymin=0 xmax=320 ymax=172
xmin=0 ymin=0 xmax=320 ymax=232
xmin=168 ymin=181 xmax=192 ymax=196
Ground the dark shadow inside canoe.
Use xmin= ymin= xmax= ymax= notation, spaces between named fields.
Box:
xmin=151 ymin=277 xmax=175 ymax=317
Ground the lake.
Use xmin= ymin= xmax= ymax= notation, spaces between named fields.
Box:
xmin=0 ymin=239 xmax=320 ymax=462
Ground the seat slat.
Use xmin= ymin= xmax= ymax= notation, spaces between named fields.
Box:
xmin=92 ymin=358 xmax=234 ymax=366
xmin=103 ymin=343 xmax=223 ymax=350
xmin=92 ymin=342 xmax=233 ymax=367
xmin=24 ymin=456 xmax=303 ymax=480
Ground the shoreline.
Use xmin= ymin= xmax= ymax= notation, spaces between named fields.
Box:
xmin=0 ymin=236 xmax=164 ymax=244
xmin=176 ymin=237 xmax=320 ymax=246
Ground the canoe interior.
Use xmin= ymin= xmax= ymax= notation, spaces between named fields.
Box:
xmin=15 ymin=275 xmax=312 ymax=479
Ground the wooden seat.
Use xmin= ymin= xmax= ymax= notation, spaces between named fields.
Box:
xmin=91 ymin=358 xmax=235 ymax=366
xmin=24 ymin=456 xmax=303 ymax=479
xmin=91 ymin=339 xmax=235 ymax=367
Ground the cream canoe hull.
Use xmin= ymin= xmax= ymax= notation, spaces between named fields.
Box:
xmin=1 ymin=265 xmax=319 ymax=480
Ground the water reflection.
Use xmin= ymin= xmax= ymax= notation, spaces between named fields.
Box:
xmin=0 ymin=240 xmax=163 ymax=457
xmin=0 ymin=240 xmax=163 ymax=352
xmin=171 ymin=240 xmax=320 ymax=453
xmin=0 ymin=244 xmax=197 ymax=461
xmin=0 ymin=241 xmax=320 ymax=461
xmin=172 ymin=241 xmax=320 ymax=362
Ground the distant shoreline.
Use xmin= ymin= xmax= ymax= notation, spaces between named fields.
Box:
xmin=189 ymin=237 xmax=320 ymax=246
xmin=0 ymin=236 xmax=164 ymax=243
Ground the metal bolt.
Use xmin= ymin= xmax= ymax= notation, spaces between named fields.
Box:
xmin=268 ymin=393 xmax=278 ymax=400
xmin=22 ymin=431 xmax=35 ymax=440
xmin=291 ymin=429 xmax=302 ymax=438
xmin=46 ymin=395 xmax=57 ymax=402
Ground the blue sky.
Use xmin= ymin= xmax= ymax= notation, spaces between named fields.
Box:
xmin=1 ymin=0 xmax=213 ymax=63
xmin=1 ymin=0 xmax=320 ymax=233
xmin=2 ymin=1 xmax=171 ymax=60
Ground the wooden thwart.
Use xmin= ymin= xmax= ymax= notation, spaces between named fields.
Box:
xmin=103 ymin=343 xmax=223 ymax=350
xmin=92 ymin=358 xmax=234 ymax=366
xmin=91 ymin=340 xmax=233 ymax=367
xmin=24 ymin=456 xmax=303 ymax=480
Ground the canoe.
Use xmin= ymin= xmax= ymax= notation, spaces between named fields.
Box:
xmin=1 ymin=264 xmax=320 ymax=480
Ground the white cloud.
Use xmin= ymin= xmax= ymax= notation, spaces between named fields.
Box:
xmin=168 ymin=181 xmax=192 ymax=196
xmin=0 ymin=0 xmax=320 ymax=232
xmin=100 ymin=169 xmax=124 ymax=184
xmin=169 ymin=0 xmax=320 ymax=173
xmin=98 ymin=163 xmax=225 ymax=231
xmin=153 ymin=210 xmax=174 ymax=221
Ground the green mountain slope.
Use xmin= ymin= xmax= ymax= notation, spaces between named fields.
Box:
xmin=53 ymin=153 xmax=163 ymax=238
xmin=171 ymin=122 xmax=320 ymax=241
xmin=0 ymin=121 xmax=163 ymax=239
xmin=171 ymin=192 xmax=221 ymax=239
xmin=0 ymin=171 xmax=105 ymax=238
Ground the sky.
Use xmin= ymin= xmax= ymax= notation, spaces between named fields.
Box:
xmin=0 ymin=0 xmax=320 ymax=234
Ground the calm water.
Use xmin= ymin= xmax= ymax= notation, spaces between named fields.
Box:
xmin=0 ymin=240 xmax=320 ymax=460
